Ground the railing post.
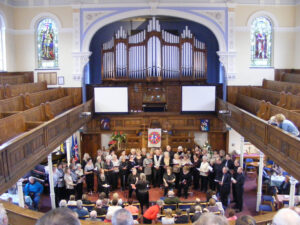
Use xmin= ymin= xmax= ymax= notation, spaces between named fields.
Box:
xmin=240 ymin=136 xmax=244 ymax=168
xmin=256 ymin=151 xmax=264 ymax=212
xmin=48 ymin=153 xmax=56 ymax=209
xmin=17 ymin=179 xmax=25 ymax=208
xmin=66 ymin=136 xmax=72 ymax=166
xmin=289 ymin=177 xmax=297 ymax=207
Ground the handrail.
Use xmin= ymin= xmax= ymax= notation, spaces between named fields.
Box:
xmin=217 ymin=98 xmax=300 ymax=181
xmin=0 ymin=99 xmax=93 ymax=194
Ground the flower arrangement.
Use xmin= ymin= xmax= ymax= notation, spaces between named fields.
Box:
xmin=109 ymin=131 xmax=126 ymax=148
xmin=202 ymin=141 xmax=213 ymax=156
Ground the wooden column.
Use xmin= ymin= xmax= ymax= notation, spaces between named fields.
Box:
xmin=256 ymin=151 xmax=264 ymax=212
xmin=47 ymin=153 xmax=56 ymax=209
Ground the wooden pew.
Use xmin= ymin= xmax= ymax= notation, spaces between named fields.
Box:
xmin=0 ymin=85 xmax=4 ymax=100
xmin=45 ymin=95 xmax=74 ymax=120
xmin=262 ymin=79 xmax=300 ymax=95
xmin=5 ymin=81 xmax=47 ymax=98
xmin=276 ymin=72 xmax=300 ymax=83
xmin=0 ymin=113 xmax=27 ymax=145
xmin=0 ymin=96 xmax=25 ymax=119
xmin=0 ymin=71 xmax=33 ymax=85
xmin=24 ymin=88 xmax=66 ymax=109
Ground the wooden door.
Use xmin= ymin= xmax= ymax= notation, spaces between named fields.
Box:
xmin=81 ymin=134 xmax=101 ymax=160
xmin=208 ymin=132 xmax=228 ymax=153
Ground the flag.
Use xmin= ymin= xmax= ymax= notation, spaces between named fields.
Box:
xmin=71 ymin=135 xmax=79 ymax=161
xmin=148 ymin=128 xmax=162 ymax=148
xmin=60 ymin=142 xmax=66 ymax=154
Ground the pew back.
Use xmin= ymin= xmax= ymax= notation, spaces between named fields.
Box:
xmin=277 ymin=72 xmax=300 ymax=83
xmin=5 ymin=81 xmax=47 ymax=98
xmin=0 ymin=96 xmax=25 ymax=116
xmin=262 ymin=79 xmax=300 ymax=95
xmin=45 ymin=95 xmax=74 ymax=120
xmin=0 ymin=113 xmax=26 ymax=144
xmin=0 ymin=72 xmax=34 ymax=85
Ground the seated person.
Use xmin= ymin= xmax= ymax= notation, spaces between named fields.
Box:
xmin=72 ymin=200 xmax=89 ymax=217
xmin=162 ymin=208 xmax=175 ymax=225
xmin=107 ymin=199 xmax=122 ymax=218
xmin=274 ymin=114 xmax=300 ymax=137
xmin=124 ymin=199 xmax=139 ymax=214
xmin=81 ymin=194 xmax=92 ymax=204
xmin=174 ymin=209 xmax=188 ymax=224
xmin=164 ymin=190 xmax=180 ymax=205
xmin=87 ymin=210 xmax=101 ymax=221
xmin=207 ymin=198 xmax=219 ymax=213
xmin=191 ymin=205 xmax=202 ymax=223
xmin=23 ymin=177 xmax=44 ymax=209
xmin=188 ymin=198 xmax=202 ymax=213
xmin=94 ymin=199 xmax=107 ymax=216
xmin=59 ymin=200 xmax=67 ymax=208
xmin=67 ymin=195 xmax=77 ymax=206
xmin=263 ymin=166 xmax=271 ymax=184
xmin=279 ymin=176 xmax=291 ymax=195
xmin=163 ymin=167 xmax=176 ymax=196
xmin=227 ymin=209 xmax=237 ymax=221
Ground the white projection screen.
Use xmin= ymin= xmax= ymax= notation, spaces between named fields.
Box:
xmin=182 ymin=86 xmax=216 ymax=112
xmin=94 ymin=87 xmax=128 ymax=113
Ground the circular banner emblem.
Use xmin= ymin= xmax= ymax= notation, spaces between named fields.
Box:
xmin=148 ymin=131 xmax=161 ymax=144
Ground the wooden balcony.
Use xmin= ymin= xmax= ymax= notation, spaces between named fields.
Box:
xmin=217 ymin=98 xmax=300 ymax=181
xmin=0 ymin=100 xmax=93 ymax=194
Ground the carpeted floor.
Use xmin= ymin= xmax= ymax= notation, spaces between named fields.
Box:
xmin=40 ymin=174 xmax=259 ymax=217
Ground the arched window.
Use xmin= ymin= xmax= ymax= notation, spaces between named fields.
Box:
xmin=251 ymin=16 xmax=272 ymax=67
xmin=37 ymin=18 xmax=58 ymax=69
xmin=0 ymin=15 xmax=5 ymax=71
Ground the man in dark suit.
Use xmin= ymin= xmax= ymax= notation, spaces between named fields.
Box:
xmin=214 ymin=157 xmax=223 ymax=195
xmin=219 ymin=167 xmax=231 ymax=208
xmin=233 ymin=167 xmax=245 ymax=212
xmin=222 ymin=154 xmax=234 ymax=170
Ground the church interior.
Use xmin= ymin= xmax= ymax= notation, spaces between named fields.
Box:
xmin=0 ymin=0 xmax=300 ymax=224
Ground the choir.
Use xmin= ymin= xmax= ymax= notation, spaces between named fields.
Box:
xmin=53 ymin=145 xmax=244 ymax=211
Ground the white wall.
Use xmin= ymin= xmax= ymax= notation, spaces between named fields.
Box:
xmin=294 ymin=5 xmax=300 ymax=69
xmin=230 ymin=5 xmax=296 ymax=86
xmin=228 ymin=128 xmax=243 ymax=155
xmin=194 ymin=132 xmax=208 ymax=147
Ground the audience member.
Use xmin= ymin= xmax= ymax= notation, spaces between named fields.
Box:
xmin=191 ymin=205 xmax=202 ymax=223
xmin=279 ymin=175 xmax=290 ymax=194
xmin=162 ymin=208 xmax=175 ymax=225
xmin=174 ymin=209 xmax=188 ymax=224
xmin=124 ymin=199 xmax=139 ymax=214
xmin=272 ymin=208 xmax=300 ymax=225
xmin=35 ymin=208 xmax=80 ymax=225
xmin=164 ymin=190 xmax=180 ymax=204
xmin=67 ymin=195 xmax=77 ymax=206
xmin=0 ymin=204 xmax=8 ymax=225
xmin=112 ymin=208 xmax=134 ymax=225
xmin=189 ymin=198 xmax=202 ymax=213
xmin=274 ymin=114 xmax=300 ymax=137
xmin=143 ymin=200 xmax=164 ymax=224
xmin=227 ymin=209 xmax=237 ymax=221
xmin=24 ymin=177 xmax=44 ymax=209
xmin=235 ymin=215 xmax=256 ymax=225
xmin=193 ymin=212 xmax=228 ymax=225
xmin=94 ymin=199 xmax=107 ymax=216
xmin=207 ymin=198 xmax=219 ymax=213
xmin=81 ymin=194 xmax=92 ymax=204
xmin=73 ymin=200 xmax=88 ymax=217
xmin=59 ymin=199 xmax=67 ymax=208
xmin=87 ymin=210 xmax=101 ymax=221
xmin=107 ymin=199 xmax=122 ymax=218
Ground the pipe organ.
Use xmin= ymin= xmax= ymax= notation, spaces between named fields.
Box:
xmin=102 ymin=17 xmax=207 ymax=81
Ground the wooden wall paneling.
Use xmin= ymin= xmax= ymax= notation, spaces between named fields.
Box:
xmin=166 ymin=85 xmax=181 ymax=112
xmin=37 ymin=72 xmax=57 ymax=85
xmin=208 ymin=132 xmax=228 ymax=152
xmin=128 ymin=84 xmax=143 ymax=112
xmin=81 ymin=134 xmax=101 ymax=160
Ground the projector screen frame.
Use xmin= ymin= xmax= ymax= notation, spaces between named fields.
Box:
xmin=181 ymin=85 xmax=217 ymax=114
xmin=93 ymin=86 xmax=129 ymax=115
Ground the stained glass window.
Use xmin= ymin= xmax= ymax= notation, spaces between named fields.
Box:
xmin=251 ymin=17 xmax=272 ymax=67
xmin=37 ymin=18 xmax=58 ymax=69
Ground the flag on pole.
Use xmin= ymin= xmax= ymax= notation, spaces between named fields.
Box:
xmin=71 ymin=135 xmax=79 ymax=161
xmin=148 ymin=128 xmax=162 ymax=148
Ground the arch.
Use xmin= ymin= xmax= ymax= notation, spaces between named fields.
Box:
xmin=30 ymin=12 xmax=62 ymax=30
xmin=247 ymin=10 xmax=278 ymax=28
xmin=81 ymin=8 xmax=227 ymax=53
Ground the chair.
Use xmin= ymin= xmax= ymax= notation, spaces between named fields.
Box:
xmin=67 ymin=205 xmax=77 ymax=210
xmin=178 ymin=203 xmax=194 ymax=211
xmin=283 ymin=172 xmax=289 ymax=176
xmin=79 ymin=215 xmax=89 ymax=220
xmin=245 ymin=158 xmax=256 ymax=178
xmin=83 ymin=204 xmax=95 ymax=211
xmin=259 ymin=196 xmax=275 ymax=214
xmin=97 ymin=215 xmax=106 ymax=221
xmin=163 ymin=204 xmax=177 ymax=211
xmin=132 ymin=202 xmax=140 ymax=209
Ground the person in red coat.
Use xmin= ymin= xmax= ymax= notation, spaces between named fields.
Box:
xmin=143 ymin=200 xmax=164 ymax=224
